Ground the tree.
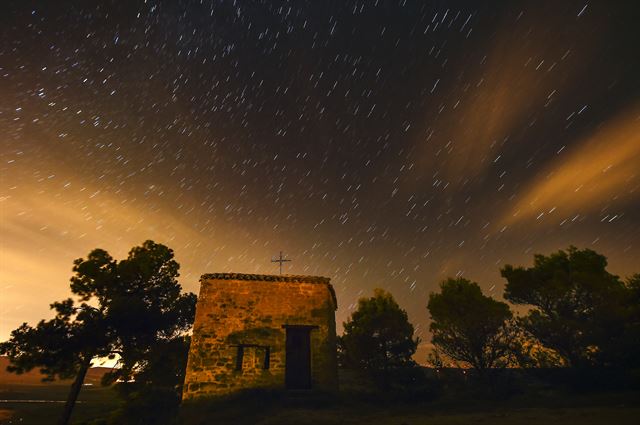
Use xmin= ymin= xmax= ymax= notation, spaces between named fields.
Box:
xmin=619 ymin=274 xmax=640 ymax=368
xmin=109 ymin=335 xmax=192 ymax=425
xmin=508 ymin=326 xmax=566 ymax=369
xmin=427 ymin=278 xmax=515 ymax=376
xmin=0 ymin=299 xmax=108 ymax=424
xmin=501 ymin=247 xmax=631 ymax=368
xmin=0 ymin=241 xmax=197 ymax=425
xmin=339 ymin=289 xmax=419 ymax=390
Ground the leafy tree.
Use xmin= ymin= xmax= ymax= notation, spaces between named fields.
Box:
xmin=1 ymin=299 xmax=108 ymax=425
xmin=509 ymin=327 xmax=566 ymax=369
xmin=109 ymin=335 xmax=191 ymax=425
xmin=501 ymin=247 xmax=632 ymax=368
xmin=0 ymin=241 xmax=196 ymax=425
xmin=600 ymin=273 xmax=640 ymax=368
xmin=627 ymin=274 xmax=640 ymax=299
xmin=426 ymin=347 xmax=454 ymax=369
xmin=339 ymin=289 xmax=419 ymax=390
xmin=427 ymin=278 xmax=515 ymax=376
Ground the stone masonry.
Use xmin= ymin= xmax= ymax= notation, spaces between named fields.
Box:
xmin=182 ymin=273 xmax=338 ymax=400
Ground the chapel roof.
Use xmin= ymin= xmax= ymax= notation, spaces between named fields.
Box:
xmin=199 ymin=272 xmax=337 ymax=309
xmin=200 ymin=272 xmax=331 ymax=284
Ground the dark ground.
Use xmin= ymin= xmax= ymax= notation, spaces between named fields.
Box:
xmin=1 ymin=366 xmax=639 ymax=424
xmin=2 ymin=384 xmax=639 ymax=425
xmin=177 ymin=387 xmax=640 ymax=425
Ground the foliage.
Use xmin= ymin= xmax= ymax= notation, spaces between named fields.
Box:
xmin=501 ymin=247 xmax=636 ymax=368
xmin=70 ymin=241 xmax=197 ymax=383
xmin=0 ymin=240 xmax=196 ymax=425
xmin=339 ymin=289 xmax=419 ymax=390
xmin=0 ymin=299 xmax=107 ymax=380
xmin=426 ymin=347 xmax=445 ymax=369
xmin=509 ymin=328 xmax=566 ymax=369
xmin=108 ymin=336 xmax=191 ymax=425
xmin=427 ymin=277 xmax=515 ymax=372
xmin=612 ymin=273 xmax=640 ymax=368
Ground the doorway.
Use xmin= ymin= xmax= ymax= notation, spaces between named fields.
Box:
xmin=285 ymin=326 xmax=312 ymax=389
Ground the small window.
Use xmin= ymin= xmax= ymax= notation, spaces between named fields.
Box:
xmin=235 ymin=346 xmax=244 ymax=371
xmin=263 ymin=347 xmax=270 ymax=370
xmin=234 ymin=344 xmax=270 ymax=371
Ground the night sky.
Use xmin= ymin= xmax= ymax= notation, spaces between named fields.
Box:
xmin=1 ymin=1 xmax=639 ymax=359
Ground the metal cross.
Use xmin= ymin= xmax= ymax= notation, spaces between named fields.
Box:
xmin=271 ymin=251 xmax=291 ymax=275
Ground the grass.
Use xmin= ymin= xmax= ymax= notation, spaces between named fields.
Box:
xmin=2 ymin=374 xmax=639 ymax=424
xmin=256 ymin=406 xmax=640 ymax=425
xmin=0 ymin=383 xmax=120 ymax=425
xmin=178 ymin=389 xmax=640 ymax=425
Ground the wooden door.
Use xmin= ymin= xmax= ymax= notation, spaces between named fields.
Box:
xmin=285 ymin=327 xmax=311 ymax=389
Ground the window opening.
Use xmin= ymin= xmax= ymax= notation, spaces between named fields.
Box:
xmin=235 ymin=346 xmax=244 ymax=371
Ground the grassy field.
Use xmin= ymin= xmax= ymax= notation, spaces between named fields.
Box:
xmin=0 ymin=383 xmax=120 ymax=425
xmin=2 ymin=369 xmax=638 ymax=425
xmin=179 ymin=390 xmax=640 ymax=425
xmin=253 ymin=406 xmax=640 ymax=425
xmin=0 ymin=358 xmax=118 ymax=425
xmin=2 ymin=386 xmax=638 ymax=425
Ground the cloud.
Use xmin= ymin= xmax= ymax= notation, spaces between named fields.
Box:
xmin=414 ymin=7 xmax=604 ymax=183
xmin=0 ymin=177 xmax=209 ymax=337
xmin=502 ymin=106 xmax=640 ymax=225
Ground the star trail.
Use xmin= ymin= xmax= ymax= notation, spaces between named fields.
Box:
xmin=1 ymin=1 xmax=639 ymax=359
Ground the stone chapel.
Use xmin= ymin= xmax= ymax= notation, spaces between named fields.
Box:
xmin=182 ymin=273 xmax=338 ymax=399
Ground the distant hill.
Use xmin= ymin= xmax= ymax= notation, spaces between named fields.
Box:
xmin=0 ymin=357 xmax=111 ymax=386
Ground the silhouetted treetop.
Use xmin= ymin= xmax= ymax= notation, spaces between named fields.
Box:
xmin=501 ymin=246 xmax=636 ymax=368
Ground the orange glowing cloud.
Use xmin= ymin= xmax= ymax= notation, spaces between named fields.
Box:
xmin=502 ymin=106 xmax=640 ymax=225
xmin=415 ymin=9 xmax=603 ymax=182
xmin=0 ymin=178 xmax=208 ymax=337
xmin=0 ymin=161 xmax=333 ymax=340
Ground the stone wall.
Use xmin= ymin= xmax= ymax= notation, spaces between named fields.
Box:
xmin=182 ymin=273 xmax=338 ymax=400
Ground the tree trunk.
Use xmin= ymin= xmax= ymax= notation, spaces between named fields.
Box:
xmin=57 ymin=356 xmax=92 ymax=425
